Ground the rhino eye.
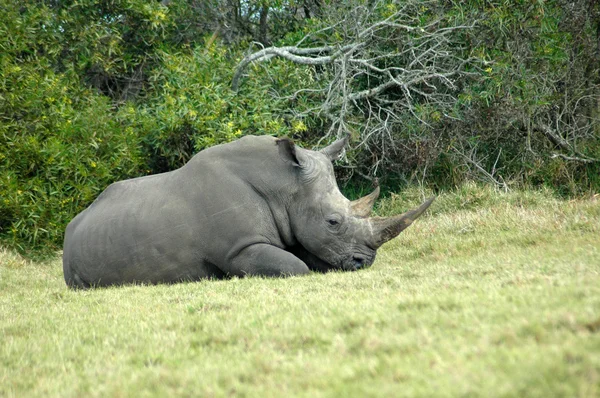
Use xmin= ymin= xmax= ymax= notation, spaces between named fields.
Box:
xmin=326 ymin=215 xmax=342 ymax=229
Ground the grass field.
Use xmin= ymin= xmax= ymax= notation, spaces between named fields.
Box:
xmin=1 ymin=185 xmax=599 ymax=397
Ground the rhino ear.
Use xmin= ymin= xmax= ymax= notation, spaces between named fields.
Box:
xmin=276 ymin=138 xmax=306 ymax=167
xmin=320 ymin=135 xmax=349 ymax=161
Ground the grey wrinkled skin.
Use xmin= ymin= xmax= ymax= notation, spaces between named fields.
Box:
xmin=63 ymin=135 xmax=434 ymax=288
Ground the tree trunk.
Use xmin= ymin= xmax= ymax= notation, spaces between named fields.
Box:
xmin=259 ymin=5 xmax=269 ymax=46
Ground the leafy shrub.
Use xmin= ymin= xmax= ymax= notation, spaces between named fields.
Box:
xmin=1 ymin=0 xmax=599 ymax=255
xmin=0 ymin=64 xmax=143 ymax=252
xmin=436 ymin=0 xmax=600 ymax=195
xmin=138 ymin=42 xmax=312 ymax=172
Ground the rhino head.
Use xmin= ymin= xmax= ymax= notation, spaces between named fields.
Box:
xmin=276 ymin=137 xmax=434 ymax=272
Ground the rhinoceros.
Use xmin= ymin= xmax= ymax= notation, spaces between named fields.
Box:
xmin=62 ymin=135 xmax=434 ymax=288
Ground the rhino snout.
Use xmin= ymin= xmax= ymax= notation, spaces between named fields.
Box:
xmin=346 ymin=252 xmax=375 ymax=271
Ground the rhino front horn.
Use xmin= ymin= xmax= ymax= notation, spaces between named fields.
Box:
xmin=369 ymin=196 xmax=435 ymax=248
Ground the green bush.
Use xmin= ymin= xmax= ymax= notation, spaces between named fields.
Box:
xmin=1 ymin=0 xmax=599 ymax=255
xmin=439 ymin=0 xmax=600 ymax=195
xmin=138 ymin=42 xmax=314 ymax=172
xmin=0 ymin=64 xmax=143 ymax=252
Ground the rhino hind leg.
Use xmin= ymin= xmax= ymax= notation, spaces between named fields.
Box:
xmin=70 ymin=273 xmax=90 ymax=289
xmin=228 ymin=243 xmax=310 ymax=277
xmin=63 ymin=248 xmax=90 ymax=289
xmin=63 ymin=263 xmax=90 ymax=289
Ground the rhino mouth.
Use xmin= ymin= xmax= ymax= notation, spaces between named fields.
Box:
xmin=289 ymin=245 xmax=375 ymax=272
xmin=342 ymin=252 xmax=376 ymax=271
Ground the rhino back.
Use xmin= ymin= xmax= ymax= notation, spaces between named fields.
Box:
xmin=63 ymin=135 xmax=293 ymax=286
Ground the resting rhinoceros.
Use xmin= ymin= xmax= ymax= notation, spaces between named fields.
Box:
xmin=63 ymin=135 xmax=434 ymax=288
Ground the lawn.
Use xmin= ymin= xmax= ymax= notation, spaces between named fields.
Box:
xmin=1 ymin=185 xmax=599 ymax=397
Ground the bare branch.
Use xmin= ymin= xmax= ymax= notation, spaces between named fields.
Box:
xmin=550 ymin=154 xmax=600 ymax=164
xmin=456 ymin=147 xmax=509 ymax=191
xmin=536 ymin=123 xmax=600 ymax=164
xmin=232 ymin=44 xmax=361 ymax=91
xmin=230 ymin=0 xmax=483 ymax=179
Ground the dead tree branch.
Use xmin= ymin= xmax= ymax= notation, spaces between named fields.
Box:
xmin=536 ymin=123 xmax=600 ymax=164
xmin=231 ymin=44 xmax=361 ymax=91
xmin=231 ymin=0 xmax=481 ymax=178
xmin=456 ymin=146 xmax=509 ymax=191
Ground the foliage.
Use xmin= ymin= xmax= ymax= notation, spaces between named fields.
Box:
xmin=139 ymin=43 xmax=300 ymax=172
xmin=237 ymin=0 xmax=600 ymax=193
xmin=2 ymin=188 xmax=599 ymax=396
xmin=0 ymin=0 xmax=174 ymax=252
xmin=165 ymin=0 xmax=319 ymax=46
xmin=1 ymin=0 xmax=600 ymax=253
xmin=440 ymin=0 xmax=600 ymax=195
xmin=0 ymin=65 xmax=144 ymax=251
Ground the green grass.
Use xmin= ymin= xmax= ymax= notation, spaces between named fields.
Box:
xmin=1 ymin=185 xmax=599 ymax=397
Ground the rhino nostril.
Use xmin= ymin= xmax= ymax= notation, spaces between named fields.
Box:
xmin=352 ymin=255 xmax=366 ymax=269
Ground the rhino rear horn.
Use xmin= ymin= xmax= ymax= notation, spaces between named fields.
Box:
xmin=369 ymin=197 xmax=435 ymax=248
xmin=351 ymin=180 xmax=380 ymax=217
xmin=320 ymin=135 xmax=349 ymax=161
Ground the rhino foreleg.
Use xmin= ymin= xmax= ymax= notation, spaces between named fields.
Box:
xmin=288 ymin=245 xmax=335 ymax=273
xmin=228 ymin=244 xmax=310 ymax=277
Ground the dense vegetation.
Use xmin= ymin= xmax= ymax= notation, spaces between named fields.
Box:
xmin=1 ymin=0 xmax=599 ymax=253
